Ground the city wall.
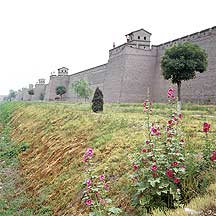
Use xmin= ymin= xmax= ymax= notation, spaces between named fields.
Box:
xmin=17 ymin=26 xmax=216 ymax=104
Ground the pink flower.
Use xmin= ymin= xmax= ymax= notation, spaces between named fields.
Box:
xmin=104 ymin=183 xmax=109 ymax=190
xmin=83 ymin=147 xmax=93 ymax=162
xmin=151 ymin=165 xmax=158 ymax=171
xmin=99 ymin=175 xmax=105 ymax=181
xmin=86 ymin=179 xmax=91 ymax=186
xmin=167 ymin=87 xmax=175 ymax=99
xmin=173 ymin=177 xmax=180 ymax=184
xmin=85 ymin=199 xmax=92 ymax=206
xmin=133 ymin=164 xmax=138 ymax=171
xmin=171 ymin=161 xmax=178 ymax=167
xmin=210 ymin=150 xmax=216 ymax=161
xmin=178 ymin=114 xmax=183 ymax=119
xmin=150 ymin=126 xmax=161 ymax=136
xmin=86 ymin=148 xmax=93 ymax=157
xmin=203 ymin=122 xmax=210 ymax=133
xmin=166 ymin=169 xmax=174 ymax=178
xmin=146 ymin=140 xmax=150 ymax=145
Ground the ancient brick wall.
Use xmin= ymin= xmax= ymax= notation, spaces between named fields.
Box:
xmin=32 ymin=84 xmax=47 ymax=101
xmin=44 ymin=75 xmax=70 ymax=101
xmin=67 ymin=64 xmax=107 ymax=102
xmin=153 ymin=27 xmax=216 ymax=103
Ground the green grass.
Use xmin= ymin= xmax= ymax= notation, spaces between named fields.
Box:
xmin=0 ymin=101 xmax=215 ymax=215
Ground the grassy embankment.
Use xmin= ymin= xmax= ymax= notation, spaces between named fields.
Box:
xmin=0 ymin=101 xmax=215 ymax=215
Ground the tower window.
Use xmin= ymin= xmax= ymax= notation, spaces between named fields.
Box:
xmin=144 ymin=36 xmax=146 ymax=40
xmin=138 ymin=36 xmax=140 ymax=39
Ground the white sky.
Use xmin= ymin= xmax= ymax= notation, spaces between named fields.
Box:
xmin=0 ymin=0 xmax=215 ymax=95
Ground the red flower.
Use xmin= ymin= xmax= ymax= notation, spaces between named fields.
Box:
xmin=178 ymin=113 xmax=183 ymax=119
xmin=210 ymin=150 xmax=216 ymax=161
xmin=203 ymin=122 xmax=210 ymax=133
xmin=173 ymin=177 xmax=180 ymax=184
xmin=142 ymin=148 xmax=147 ymax=153
xmin=146 ymin=140 xmax=150 ymax=145
xmin=166 ymin=169 xmax=174 ymax=178
xmin=152 ymin=172 xmax=157 ymax=177
xmin=151 ymin=165 xmax=158 ymax=171
xmin=133 ymin=164 xmax=138 ymax=171
xmin=171 ymin=161 xmax=178 ymax=167
xmin=168 ymin=120 xmax=173 ymax=125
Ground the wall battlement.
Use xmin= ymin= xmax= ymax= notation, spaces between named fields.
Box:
xmin=157 ymin=26 xmax=216 ymax=49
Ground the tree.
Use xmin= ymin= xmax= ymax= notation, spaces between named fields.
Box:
xmin=72 ymin=80 xmax=92 ymax=102
xmin=28 ymin=89 xmax=34 ymax=95
xmin=8 ymin=89 xmax=17 ymax=101
xmin=92 ymin=87 xmax=104 ymax=112
xmin=56 ymin=86 xmax=66 ymax=100
xmin=39 ymin=93 xmax=44 ymax=101
xmin=161 ymin=42 xmax=208 ymax=112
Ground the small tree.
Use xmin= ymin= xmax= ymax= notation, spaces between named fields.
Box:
xmin=56 ymin=86 xmax=66 ymax=100
xmin=39 ymin=93 xmax=44 ymax=101
xmin=92 ymin=87 xmax=103 ymax=112
xmin=8 ymin=89 xmax=17 ymax=101
xmin=72 ymin=80 xmax=92 ymax=102
xmin=28 ymin=89 xmax=34 ymax=95
xmin=161 ymin=42 xmax=208 ymax=112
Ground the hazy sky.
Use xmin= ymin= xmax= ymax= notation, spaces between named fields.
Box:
xmin=0 ymin=0 xmax=215 ymax=95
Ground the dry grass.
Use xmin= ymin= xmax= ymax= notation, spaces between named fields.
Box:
xmin=2 ymin=102 xmax=215 ymax=215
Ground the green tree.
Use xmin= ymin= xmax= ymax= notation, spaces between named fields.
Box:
xmin=8 ymin=89 xmax=17 ymax=101
xmin=92 ymin=87 xmax=104 ymax=112
xmin=72 ymin=80 xmax=92 ymax=102
xmin=28 ymin=89 xmax=34 ymax=95
xmin=161 ymin=42 xmax=208 ymax=111
xmin=55 ymin=86 xmax=66 ymax=100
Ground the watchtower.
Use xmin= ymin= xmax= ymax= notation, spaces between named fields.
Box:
xmin=58 ymin=67 xmax=69 ymax=76
xmin=125 ymin=29 xmax=151 ymax=49
xmin=38 ymin=78 xmax=45 ymax=84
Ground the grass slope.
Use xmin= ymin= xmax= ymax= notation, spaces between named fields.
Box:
xmin=0 ymin=102 xmax=215 ymax=215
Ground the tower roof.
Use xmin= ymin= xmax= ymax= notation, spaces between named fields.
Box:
xmin=125 ymin=28 xmax=152 ymax=36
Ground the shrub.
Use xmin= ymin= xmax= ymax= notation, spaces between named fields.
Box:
xmin=92 ymin=87 xmax=103 ymax=113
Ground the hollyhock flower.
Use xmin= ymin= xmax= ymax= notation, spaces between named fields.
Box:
xmin=178 ymin=113 xmax=183 ymax=119
xmin=166 ymin=169 xmax=174 ymax=178
xmin=99 ymin=175 xmax=105 ymax=181
xmin=142 ymin=148 xmax=147 ymax=153
xmin=133 ymin=164 xmax=138 ymax=171
xmin=171 ymin=161 xmax=178 ymax=167
xmin=146 ymin=140 xmax=150 ymax=145
xmin=167 ymin=87 xmax=175 ymax=99
xmin=83 ymin=147 xmax=93 ymax=162
xmin=104 ymin=183 xmax=109 ymax=190
xmin=173 ymin=177 xmax=180 ymax=184
xmin=210 ymin=150 xmax=216 ymax=161
xmin=173 ymin=116 xmax=177 ymax=122
xmin=203 ymin=122 xmax=210 ymax=133
xmin=150 ymin=126 xmax=161 ymax=136
xmin=86 ymin=179 xmax=91 ymax=186
xmin=86 ymin=148 xmax=93 ymax=157
xmin=151 ymin=165 xmax=158 ymax=171
xmin=168 ymin=120 xmax=173 ymax=125
xmin=152 ymin=172 xmax=157 ymax=177
xmin=85 ymin=199 xmax=92 ymax=206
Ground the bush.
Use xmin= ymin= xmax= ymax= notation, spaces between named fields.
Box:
xmin=92 ymin=87 xmax=103 ymax=113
